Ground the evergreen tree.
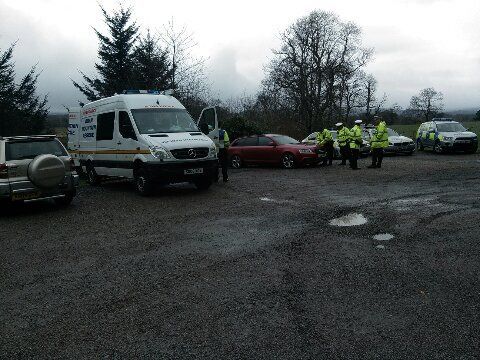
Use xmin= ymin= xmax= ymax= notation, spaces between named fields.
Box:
xmin=72 ymin=5 xmax=139 ymax=101
xmin=0 ymin=44 xmax=48 ymax=136
xmin=133 ymin=30 xmax=172 ymax=90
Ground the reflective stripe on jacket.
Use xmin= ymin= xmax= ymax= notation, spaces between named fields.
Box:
xmin=219 ymin=129 xmax=230 ymax=149
xmin=370 ymin=121 xmax=389 ymax=149
xmin=337 ymin=127 xmax=350 ymax=147
xmin=349 ymin=125 xmax=362 ymax=149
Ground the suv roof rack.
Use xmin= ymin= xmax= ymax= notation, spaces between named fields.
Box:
xmin=3 ymin=134 xmax=57 ymax=141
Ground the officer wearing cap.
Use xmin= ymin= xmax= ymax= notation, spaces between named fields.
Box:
xmin=336 ymin=122 xmax=350 ymax=165
xmin=349 ymin=119 xmax=363 ymax=170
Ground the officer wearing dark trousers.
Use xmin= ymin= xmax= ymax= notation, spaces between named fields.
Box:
xmin=217 ymin=122 xmax=230 ymax=182
xmin=336 ymin=122 xmax=350 ymax=165
xmin=368 ymin=116 xmax=389 ymax=169
xmin=349 ymin=119 xmax=363 ymax=170
xmin=316 ymin=128 xmax=334 ymax=166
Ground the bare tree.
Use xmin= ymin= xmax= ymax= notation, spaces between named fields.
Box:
xmin=160 ymin=19 xmax=209 ymax=100
xmin=262 ymin=10 xmax=372 ymax=133
xmin=410 ymin=87 xmax=444 ymax=122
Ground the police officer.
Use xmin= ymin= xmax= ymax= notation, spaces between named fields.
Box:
xmin=368 ymin=116 xmax=389 ymax=169
xmin=218 ymin=121 xmax=230 ymax=182
xmin=316 ymin=128 xmax=334 ymax=166
xmin=349 ymin=119 xmax=363 ymax=170
xmin=336 ymin=122 xmax=350 ymax=165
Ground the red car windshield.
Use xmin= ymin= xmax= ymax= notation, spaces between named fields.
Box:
xmin=271 ymin=135 xmax=299 ymax=145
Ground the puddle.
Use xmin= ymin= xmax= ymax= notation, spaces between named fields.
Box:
xmin=373 ymin=233 xmax=394 ymax=241
xmin=376 ymin=245 xmax=385 ymax=250
xmin=329 ymin=213 xmax=367 ymax=227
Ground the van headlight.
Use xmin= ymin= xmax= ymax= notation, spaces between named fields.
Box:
xmin=208 ymin=144 xmax=217 ymax=158
xmin=443 ymin=136 xmax=453 ymax=141
xmin=149 ymin=146 xmax=171 ymax=160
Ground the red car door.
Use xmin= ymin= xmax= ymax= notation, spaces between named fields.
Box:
xmin=256 ymin=136 xmax=279 ymax=163
xmin=240 ymin=136 xmax=259 ymax=164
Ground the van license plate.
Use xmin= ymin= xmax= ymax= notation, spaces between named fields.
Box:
xmin=12 ymin=191 xmax=41 ymax=201
xmin=456 ymin=140 xmax=470 ymax=144
xmin=184 ymin=168 xmax=203 ymax=175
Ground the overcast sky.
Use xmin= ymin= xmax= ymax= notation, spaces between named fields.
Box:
xmin=1 ymin=0 xmax=479 ymax=112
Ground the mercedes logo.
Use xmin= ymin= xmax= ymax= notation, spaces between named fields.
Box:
xmin=188 ymin=148 xmax=196 ymax=158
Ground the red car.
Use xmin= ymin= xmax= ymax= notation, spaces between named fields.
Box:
xmin=228 ymin=134 xmax=324 ymax=169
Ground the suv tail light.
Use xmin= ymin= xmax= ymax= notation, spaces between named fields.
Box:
xmin=0 ymin=163 xmax=7 ymax=179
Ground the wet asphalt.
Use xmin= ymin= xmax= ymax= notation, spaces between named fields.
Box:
xmin=1 ymin=151 xmax=479 ymax=359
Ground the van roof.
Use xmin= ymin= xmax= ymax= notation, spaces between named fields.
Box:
xmin=82 ymin=94 xmax=185 ymax=110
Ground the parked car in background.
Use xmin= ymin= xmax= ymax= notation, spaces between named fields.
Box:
xmin=416 ymin=119 xmax=478 ymax=154
xmin=364 ymin=127 xmax=415 ymax=155
xmin=228 ymin=134 xmax=324 ymax=169
xmin=302 ymin=130 xmax=370 ymax=158
xmin=0 ymin=135 xmax=79 ymax=206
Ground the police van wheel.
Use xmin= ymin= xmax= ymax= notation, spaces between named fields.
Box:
xmin=416 ymin=140 xmax=424 ymax=151
xmin=433 ymin=141 xmax=442 ymax=154
xmin=135 ymin=168 xmax=154 ymax=196
xmin=86 ymin=163 xmax=100 ymax=185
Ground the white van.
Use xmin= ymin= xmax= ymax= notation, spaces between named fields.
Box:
xmin=67 ymin=90 xmax=220 ymax=194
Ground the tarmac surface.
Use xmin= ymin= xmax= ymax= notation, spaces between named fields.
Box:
xmin=1 ymin=151 xmax=480 ymax=359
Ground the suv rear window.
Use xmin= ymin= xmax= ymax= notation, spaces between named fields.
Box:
xmin=6 ymin=139 xmax=67 ymax=161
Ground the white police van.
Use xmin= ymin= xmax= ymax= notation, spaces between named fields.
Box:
xmin=67 ymin=90 xmax=220 ymax=195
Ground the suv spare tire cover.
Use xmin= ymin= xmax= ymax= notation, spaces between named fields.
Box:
xmin=28 ymin=154 xmax=66 ymax=189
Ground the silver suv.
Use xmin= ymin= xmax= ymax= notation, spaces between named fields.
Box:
xmin=0 ymin=135 xmax=79 ymax=206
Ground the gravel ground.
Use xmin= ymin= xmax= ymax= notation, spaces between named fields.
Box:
xmin=1 ymin=151 xmax=480 ymax=359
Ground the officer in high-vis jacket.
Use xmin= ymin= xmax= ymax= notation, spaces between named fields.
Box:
xmin=349 ymin=119 xmax=363 ymax=170
xmin=336 ymin=122 xmax=350 ymax=165
xmin=368 ymin=116 xmax=389 ymax=169
xmin=316 ymin=128 xmax=334 ymax=166
xmin=218 ymin=121 xmax=230 ymax=182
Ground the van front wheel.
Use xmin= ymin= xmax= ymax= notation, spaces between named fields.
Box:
xmin=135 ymin=168 xmax=154 ymax=196
xmin=194 ymin=177 xmax=212 ymax=191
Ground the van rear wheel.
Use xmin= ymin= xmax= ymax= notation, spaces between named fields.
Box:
xmin=86 ymin=163 xmax=100 ymax=185
xmin=135 ymin=168 xmax=154 ymax=196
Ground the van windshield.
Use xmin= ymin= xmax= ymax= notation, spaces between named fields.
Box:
xmin=131 ymin=108 xmax=199 ymax=134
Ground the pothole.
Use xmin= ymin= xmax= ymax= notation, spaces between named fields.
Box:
xmin=329 ymin=213 xmax=367 ymax=227
xmin=373 ymin=233 xmax=394 ymax=241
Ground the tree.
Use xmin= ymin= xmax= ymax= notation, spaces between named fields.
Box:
xmin=262 ymin=10 xmax=372 ymax=133
xmin=409 ymin=87 xmax=444 ymax=122
xmin=160 ymin=19 xmax=210 ymax=115
xmin=72 ymin=5 xmax=139 ymax=101
xmin=133 ymin=30 xmax=173 ymax=90
xmin=0 ymin=44 xmax=48 ymax=136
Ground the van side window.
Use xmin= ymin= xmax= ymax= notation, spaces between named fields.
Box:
xmin=119 ymin=111 xmax=137 ymax=140
xmin=97 ymin=112 xmax=115 ymax=141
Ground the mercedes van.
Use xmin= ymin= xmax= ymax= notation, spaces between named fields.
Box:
xmin=67 ymin=90 xmax=219 ymax=195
